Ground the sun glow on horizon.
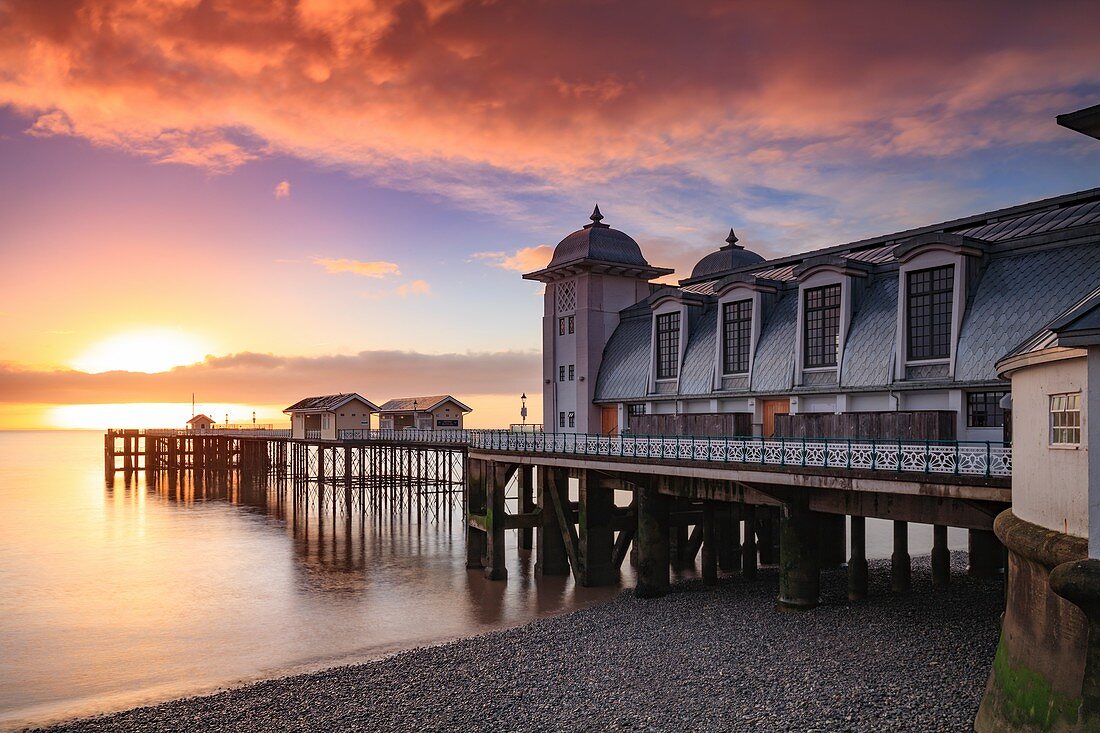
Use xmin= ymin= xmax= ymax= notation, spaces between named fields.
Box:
xmin=48 ymin=403 xmax=290 ymax=430
xmin=71 ymin=329 xmax=210 ymax=374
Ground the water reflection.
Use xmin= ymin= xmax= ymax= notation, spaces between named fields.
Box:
xmin=0 ymin=432 xmax=623 ymax=731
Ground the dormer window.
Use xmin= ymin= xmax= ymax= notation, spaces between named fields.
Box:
xmin=656 ymin=312 xmax=680 ymax=379
xmin=722 ymin=299 xmax=752 ymax=374
xmin=906 ymin=265 xmax=954 ymax=361
xmin=803 ymin=284 xmax=841 ymax=368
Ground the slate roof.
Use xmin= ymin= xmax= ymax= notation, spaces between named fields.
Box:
xmin=592 ymin=187 xmax=1100 ymax=402
xmin=840 ymin=275 xmax=898 ymax=388
xmin=284 ymin=394 xmax=380 ymax=413
xmin=187 ymin=414 xmax=214 ymax=424
xmin=955 ymin=244 xmax=1100 ymax=382
xmin=379 ymin=395 xmax=472 ymax=413
xmin=1002 ymin=283 xmax=1100 ymax=361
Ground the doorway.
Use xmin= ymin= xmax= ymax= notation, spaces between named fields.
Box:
xmin=761 ymin=399 xmax=790 ymax=438
xmin=601 ymin=407 xmax=618 ymax=435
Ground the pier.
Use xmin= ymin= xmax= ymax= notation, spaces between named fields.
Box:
xmin=106 ymin=426 xmax=1010 ymax=607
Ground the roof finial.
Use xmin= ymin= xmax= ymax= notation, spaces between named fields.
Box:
xmin=584 ymin=203 xmax=609 ymax=229
xmin=724 ymin=228 xmax=741 ymax=249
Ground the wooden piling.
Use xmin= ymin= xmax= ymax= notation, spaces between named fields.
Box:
xmin=535 ymin=467 xmax=569 ymax=576
xmin=848 ymin=515 xmax=869 ymax=601
xmin=891 ymin=520 xmax=912 ymax=593
xmin=635 ymin=478 xmax=670 ymax=598
xmin=932 ymin=524 xmax=951 ymax=588
xmin=778 ymin=495 xmax=820 ymax=610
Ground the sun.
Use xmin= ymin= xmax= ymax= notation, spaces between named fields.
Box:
xmin=71 ymin=329 xmax=209 ymax=374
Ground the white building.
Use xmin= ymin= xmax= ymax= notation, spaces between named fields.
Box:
xmin=284 ymin=393 xmax=380 ymax=440
xmin=378 ymin=396 xmax=471 ymax=431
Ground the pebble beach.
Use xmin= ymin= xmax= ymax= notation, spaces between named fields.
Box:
xmin=36 ymin=552 xmax=1003 ymax=733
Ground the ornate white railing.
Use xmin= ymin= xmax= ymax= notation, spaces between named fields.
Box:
xmin=338 ymin=428 xmax=478 ymax=444
xmin=462 ymin=432 xmax=1012 ymax=478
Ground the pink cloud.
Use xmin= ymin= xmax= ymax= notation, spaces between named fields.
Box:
xmin=274 ymin=180 xmax=291 ymax=198
xmin=313 ymin=258 xmax=400 ymax=278
xmin=471 ymin=245 xmax=553 ymax=273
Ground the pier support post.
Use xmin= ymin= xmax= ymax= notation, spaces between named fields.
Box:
xmin=536 ymin=467 xmax=569 ymax=576
xmin=701 ymin=501 xmax=718 ymax=586
xmin=465 ymin=458 xmax=486 ymax=570
xmin=891 ymin=520 xmax=912 ymax=593
xmin=742 ymin=504 xmax=758 ymax=579
xmin=669 ymin=521 xmax=690 ymax=571
xmin=578 ymin=471 xmax=616 ymax=586
xmin=778 ymin=495 xmax=820 ymax=610
xmin=968 ymin=528 xmax=1004 ymax=579
xmin=932 ymin=524 xmax=951 ymax=588
xmin=819 ymin=513 xmax=847 ymax=568
xmin=848 ymin=515 xmax=869 ymax=601
xmin=518 ymin=465 xmax=534 ymax=552
xmin=635 ymin=479 xmax=670 ymax=599
xmin=483 ymin=462 xmax=509 ymax=580
xmin=717 ymin=504 xmax=740 ymax=574
xmin=757 ymin=509 xmax=779 ymax=565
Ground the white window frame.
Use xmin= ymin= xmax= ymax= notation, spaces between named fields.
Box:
xmin=794 ymin=269 xmax=857 ymax=385
xmin=1049 ymin=392 xmax=1082 ymax=448
xmin=894 ymin=245 xmax=971 ymax=380
xmin=651 ymin=302 xmax=687 ymax=387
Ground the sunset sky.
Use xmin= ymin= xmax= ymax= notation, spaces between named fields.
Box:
xmin=0 ymin=0 xmax=1098 ymax=429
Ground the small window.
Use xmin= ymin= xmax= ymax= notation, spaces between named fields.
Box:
xmin=559 ymin=411 xmax=566 ymax=428
xmin=722 ymin=299 xmax=752 ymax=374
xmin=628 ymin=404 xmax=646 ymax=417
xmin=804 ymin=284 xmax=842 ymax=368
xmin=568 ymin=316 xmax=575 ymax=334
xmin=559 ymin=318 xmax=565 ymax=335
xmin=907 ymin=265 xmax=954 ymax=361
xmin=656 ymin=311 xmax=680 ymax=380
xmin=568 ymin=365 xmax=575 ymax=381
xmin=559 ymin=365 xmax=565 ymax=382
xmin=568 ymin=411 xmax=575 ymax=428
xmin=340 ymin=413 xmax=345 ymax=417
xmin=967 ymin=391 xmax=1006 ymax=428
xmin=1050 ymin=393 xmax=1081 ymax=446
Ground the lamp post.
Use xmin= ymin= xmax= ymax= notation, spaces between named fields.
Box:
xmin=412 ymin=399 xmax=418 ymax=430
xmin=520 ymin=392 xmax=528 ymax=426
xmin=252 ymin=411 xmax=256 ymax=426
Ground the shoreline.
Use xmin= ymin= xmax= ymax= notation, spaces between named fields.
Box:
xmin=30 ymin=552 xmax=1003 ymax=733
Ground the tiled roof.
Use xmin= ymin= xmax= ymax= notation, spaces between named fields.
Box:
xmin=749 ymin=292 xmax=797 ymax=393
xmin=593 ymin=316 xmax=652 ymax=401
xmin=955 ymin=244 xmax=1100 ymax=382
xmin=840 ymin=275 xmax=898 ymax=388
xmin=680 ymin=304 xmax=718 ymax=395
xmin=284 ymin=393 xmax=380 ymax=412
xmin=379 ymin=395 xmax=472 ymax=413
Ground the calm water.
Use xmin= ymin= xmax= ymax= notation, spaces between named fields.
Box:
xmin=0 ymin=432 xmax=624 ymax=729
xmin=0 ymin=431 xmax=968 ymax=730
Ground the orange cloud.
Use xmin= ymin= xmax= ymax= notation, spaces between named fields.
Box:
xmin=274 ymin=180 xmax=291 ymax=198
xmin=396 ymin=279 xmax=432 ymax=297
xmin=472 ymin=245 xmax=553 ymax=273
xmin=313 ymin=258 xmax=400 ymax=278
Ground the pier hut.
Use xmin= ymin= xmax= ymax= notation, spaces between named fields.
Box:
xmin=284 ymin=393 xmax=380 ymax=440
xmin=186 ymin=414 xmax=215 ymax=432
xmin=378 ymin=396 xmax=471 ymax=430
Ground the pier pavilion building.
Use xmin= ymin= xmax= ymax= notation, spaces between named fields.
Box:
xmin=378 ymin=396 xmax=472 ymax=430
xmin=285 ymin=393 xmax=380 ymax=440
xmin=526 ymin=193 xmax=1100 ymax=446
xmin=186 ymin=414 xmax=214 ymax=432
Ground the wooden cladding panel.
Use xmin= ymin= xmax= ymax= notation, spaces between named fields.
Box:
xmin=773 ymin=411 xmax=956 ymax=441
xmin=629 ymin=413 xmax=753 ymax=437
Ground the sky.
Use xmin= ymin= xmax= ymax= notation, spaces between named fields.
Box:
xmin=0 ymin=0 xmax=1098 ymax=428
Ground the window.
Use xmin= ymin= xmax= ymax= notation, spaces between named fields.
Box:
xmin=656 ymin=312 xmax=680 ymax=379
xmin=568 ymin=364 xmax=575 ymax=381
xmin=568 ymin=411 xmax=575 ymax=428
xmin=907 ymin=265 xmax=954 ymax=361
xmin=803 ymin=284 xmax=841 ymax=368
xmin=559 ymin=365 xmax=565 ymax=382
xmin=559 ymin=411 xmax=566 ymax=428
xmin=568 ymin=316 xmax=575 ymax=334
xmin=556 ymin=281 xmax=576 ymax=313
xmin=968 ymin=391 xmax=1007 ymax=428
xmin=628 ymin=403 xmax=646 ymax=417
xmin=722 ymin=299 xmax=752 ymax=374
xmin=1050 ymin=393 xmax=1081 ymax=446
xmin=559 ymin=318 xmax=565 ymax=335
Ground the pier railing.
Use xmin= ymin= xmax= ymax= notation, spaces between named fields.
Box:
xmin=464 ymin=431 xmax=1012 ymax=478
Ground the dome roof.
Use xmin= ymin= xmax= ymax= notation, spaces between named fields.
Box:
xmin=690 ymin=229 xmax=764 ymax=279
xmin=548 ymin=205 xmax=650 ymax=268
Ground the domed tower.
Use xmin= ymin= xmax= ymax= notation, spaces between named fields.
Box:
xmin=523 ymin=206 xmax=673 ymax=433
xmin=688 ymin=229 xmax=765 ymax=281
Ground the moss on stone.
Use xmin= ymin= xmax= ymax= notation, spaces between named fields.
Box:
xmin=989 ymin=636 xmax=1081 ymax=731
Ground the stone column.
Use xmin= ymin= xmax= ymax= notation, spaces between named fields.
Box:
xmin=819 ymin=513 xmax=847 ymax=568
xmin=969 ymin=528 xmax=1004 ymax=579
xmin=778 ymin=495 xmax=820 ymax=610
xmin=891 ymin=520 xmax=912 ymax=592
xmin=932 ymin=524 xmax=951 ymax=588
xmin=465 ymin=458 xmax=486 ymax=570
xmin=578 ymin=471 xmax=616 ymax=586
xmin=535 ymin=467 xmax=569 ymax=576
xmin=483 ymin=462 xmax=509 ymax=580
xmin=742 ymin=504 xmax=758 ymax=579
xmin=718 ymin=504 xmax=741 ymax=574
xmin=635 ymin=479 xmax=670 ymax=599
xmin=848 ymin=515 xmax=869 ymax=601
xmin=517 ymin=465 xmax=535 ymax=551
xmin=701 ymin=501 xmax=719 ymax=586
